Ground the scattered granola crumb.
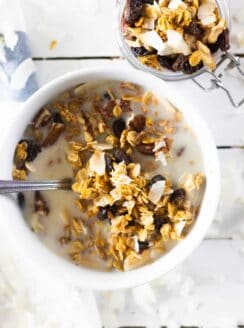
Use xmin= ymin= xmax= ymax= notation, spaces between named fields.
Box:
xmin=49 ymin=39 xmax=58 ymax=50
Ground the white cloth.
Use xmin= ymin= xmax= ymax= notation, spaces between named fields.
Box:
xmin=0 ymin=102 xmax=101 ymax=328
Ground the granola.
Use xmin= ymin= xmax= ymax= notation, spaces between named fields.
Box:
xmin=12 ymin=81 xmax=205 ymax=271
xmin=122 ymin=0 xmax=230 ymax=74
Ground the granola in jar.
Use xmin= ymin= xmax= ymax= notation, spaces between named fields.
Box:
xmin=12 ymin=80 xmax=205 ymax=271
xmin=122 ymin=0 xmax=230 ymax=74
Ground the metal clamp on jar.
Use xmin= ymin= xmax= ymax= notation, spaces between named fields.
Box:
xmin=116 ymin=0 xmax=244 ymax=108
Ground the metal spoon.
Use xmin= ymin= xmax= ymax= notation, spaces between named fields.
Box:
xmin=0 ymin=179 xmax=72 ymax=194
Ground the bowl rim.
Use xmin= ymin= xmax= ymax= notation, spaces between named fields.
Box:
xmin=0 ymin=65 xmax=220 ymax=290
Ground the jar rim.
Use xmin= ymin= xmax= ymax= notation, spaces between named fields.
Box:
xmin=115 ymin=0 xmax=231 ymax=81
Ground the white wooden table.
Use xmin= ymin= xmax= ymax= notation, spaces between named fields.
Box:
xmin=19 ymin=0 xmax=244 ymax=327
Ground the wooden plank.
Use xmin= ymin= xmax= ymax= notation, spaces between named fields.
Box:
xmin=35 ymin=58 xmax=244 ymax=146
xmin=20 ymin=0 xmax=120 ymax=57
xmin=208 ymin=148 xmax=244 ymax=239
xmin=20 ymin=0 xmax=244 ymax=57
xmin=96 ymin=240 xmax=244 ymax=327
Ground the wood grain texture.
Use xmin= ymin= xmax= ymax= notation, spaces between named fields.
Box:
xmin=20 ymin=0 xmax=244 ymax=57
xmin=97 ymin=240 xmax=244 ymax=327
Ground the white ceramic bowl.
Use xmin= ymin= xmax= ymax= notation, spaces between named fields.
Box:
xmin=0 ymin=66 xmax=220 ymax=290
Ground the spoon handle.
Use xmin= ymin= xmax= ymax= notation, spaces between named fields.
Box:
xmin=0 ymin=179 xmax=72 ymax=194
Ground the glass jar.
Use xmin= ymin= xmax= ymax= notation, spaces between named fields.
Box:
xmin=115 ymin=0 xmax=231 ymax=82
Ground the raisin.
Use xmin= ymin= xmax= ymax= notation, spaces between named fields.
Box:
xmin=19 ymin=139 xmax=41 ymax=162
xmin=17 ymin=192 xmax=25 ymax=208
xmin=113 ymin=149 xmax=132 ymax=165
xmin=182 ymin=58 xmax=203 ymax=75
xmin=129 ymin=114 xmax=146 ymax=132
xmin=172 ymin=54 xmax=186 ymax=72
xmin=124 ymin=0 xmax=143 ymax=25
xmin=176 ymin=146 xmax=185 ymax=157
xmin=154 ymin=216 xmax=169 ymax=232
xmin=103 ymin=92 xmax=111 ymax=100
xmin=112 ymin=119 xmax=126 ymax=138
xmin=207 ymin=41 xmax=220 ymax=54
xmin=148 ymin=174 xmax=165 ymax=188
xmin=185 ymin=21 xmax=203 ymax=38
xmin=27 ymin=142 xmax=41 ymax=161
xmin=97 ymin=206 xmax=115 ymax=221
xmin=131 ymin=46 xmax=156 ymax=57
xmin=157 ymin=55 xmax=176 ymax=70
xmin=170 ymin=188 xmax=186 ymax=207
xmin=52 ymin=112 xmax=64 ymax=123
xmin=138 ymin=240 xmax=149 ymax=253
xmin=105 ymin=153 xmax=114 ymax=172
xmin=219 ymin=29 xmax=230 ymax=51
xmin=173 ymin=54 xmax=203 ymax=74
xmin=136 ymin=142 xmax=155 ymax=155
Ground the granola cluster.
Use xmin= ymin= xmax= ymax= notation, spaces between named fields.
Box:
xmin=122 ymin=0 xmax=230 ymax=74
xmin=13 ymin=81 xmax=205 ymax=271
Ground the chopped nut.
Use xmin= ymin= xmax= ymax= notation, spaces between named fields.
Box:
xmin=33 ymin=108 xmax=52 ymax=128
xmin=42 ymin=123 xmax=65 ymax=147
xmin=34 ymin=191 xmax=49 ymax=216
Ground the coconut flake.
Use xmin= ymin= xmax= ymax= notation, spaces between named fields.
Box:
xmin=166 ymin=30 xmax=191 ymax=56
xmin=126 ymin=112 xmax=135 ymax=126
xmin=139 ymin=30 xmax=166 ymax=52
xmin=89 ymin=150 xmax=106 ymax=176
xmin=130 ymin=163 xmax=141 ymax=178
xmin=95 ymin=195 xmax=112 ymax=207
xmin=155 ymin=151 xmax=167 ymax=166
xmin=133 ymin=236 xmax=140 ymax=253
xmin=110 ymin=162 xmax=132 ymax=187
xmin=148 ymin=180 xmax=166 ymax=204
xmin=174 ymin=221 xmax=186 ymax=237
xmin=10 ymin=58 xmax=36 ymax=90
xmin=142 ymin=18 xmax=156 ymax=30
xmin=92 ymin=143 xmax=113 ymax=151
xmin=125 ymin=38 xmax=142 ymax=48
xmin=110 ymin=188 xmax=122 ymax=202
xmin=153 ymin=138 xmax=166 ymax=152
xmin=198 ymin=2 xmax=216 ymax=27
xmin=123 ymin=200 xmax=135 ymax=215
xmin=141 ymin=212 xmax=154 ymax=227
xmin=25 ymin=162 xmax=36 ymax=173
xmin=168 ymin=0 xmax=187 ymax=10
xmin=179 ymin=173 xmax=195 ymax=192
